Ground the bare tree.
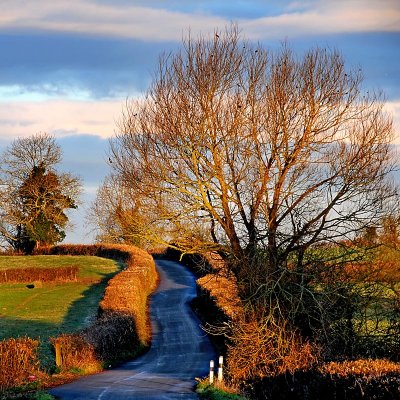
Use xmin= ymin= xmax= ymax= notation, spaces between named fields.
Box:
xmin=89 ymin=174 xmax=156 ymax=247
xmin=96 ymin=26 xmax=398 ymax=363
xmin=108 ymin=27 xmax=396 ymax=266
xmin=0 ymin=133 xmax=82 ymax=252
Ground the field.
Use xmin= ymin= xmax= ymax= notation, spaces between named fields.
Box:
xmin=0 ymin=255 xmax=121 ymax=367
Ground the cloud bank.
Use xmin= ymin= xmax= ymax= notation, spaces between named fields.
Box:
xmin=0 ymin=0 xmax=399 ymax=42
xmin=0 ymin=99 xmax=122 ymax=140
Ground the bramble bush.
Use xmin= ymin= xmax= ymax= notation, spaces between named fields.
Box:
xmin=0 ymin=337 xmax=41 ymax=391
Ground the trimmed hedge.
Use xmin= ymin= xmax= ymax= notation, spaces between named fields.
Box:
xmin=0 ymin=266 xmax=78 ymax=283
xmin=247 ymin=368 xmax=400 ymax=400
xmin=44 ymin=244 xmax=158 ymax=372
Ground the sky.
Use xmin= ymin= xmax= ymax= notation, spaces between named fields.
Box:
xmin=0 ymin=0 xmax=399 ymax=244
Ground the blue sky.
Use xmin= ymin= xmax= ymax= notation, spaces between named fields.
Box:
xmin=0 ymin=0 xmax=399 ymax=243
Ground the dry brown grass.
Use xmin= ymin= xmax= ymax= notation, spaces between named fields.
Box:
xmin=320 ymin=358 xmax=400 ymax=378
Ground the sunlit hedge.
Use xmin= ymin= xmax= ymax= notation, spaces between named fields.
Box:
xmin=0 ymin=266 xmax=78 ymax=283
xmin=44 ymin=244 xmax=158 ymax=372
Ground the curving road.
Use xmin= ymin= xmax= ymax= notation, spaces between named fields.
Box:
xmin=50 ymin=259 xmax=215 ymax=399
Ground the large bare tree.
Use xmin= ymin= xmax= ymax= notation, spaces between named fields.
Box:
xmin=94 ymin=26 xmax=398 ymax=362
xmin=0 ymin=133 xmax=82 ymax=252
xmin=106 ymin=27 xmax=396 ymax=265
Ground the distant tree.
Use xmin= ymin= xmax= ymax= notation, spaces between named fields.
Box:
xmin=90 ymin=173 xmax=211 ymax=250
xmin=0 ymin=133 xmax=82 ymax=252
xmin=89 ymin=174 xmax=153 ymax=247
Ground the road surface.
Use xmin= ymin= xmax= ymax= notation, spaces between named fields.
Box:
xmin=50 ymin=259 xmax=215 ymax=399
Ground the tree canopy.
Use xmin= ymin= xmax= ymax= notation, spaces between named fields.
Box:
xmin=103 ymin=27 xmax=396 ymax=266
xmin=93 ymin=26 xmax=399 ymax=368
xmin=0 ymin=133 xmax=81 ymax=252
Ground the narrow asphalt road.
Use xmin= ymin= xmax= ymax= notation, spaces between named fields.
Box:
xmin=50 ymin=259 xmax=215 ymax=399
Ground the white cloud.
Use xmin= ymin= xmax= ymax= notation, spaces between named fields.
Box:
xmin=244 ymin=0 xmax=400 ymax=39
xmin=0 ymin=0 xmax=398 ymax=42
xmin=0 ymin=0 xmax=225 ymax=41
xmin=0 ymin=99 xmax=122 ymax=140
xmin=1 ymin=96 xmax=399 ymax=146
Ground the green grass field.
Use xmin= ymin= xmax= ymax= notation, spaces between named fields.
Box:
xmin=0 ymin=255 xmax=122 ymax=368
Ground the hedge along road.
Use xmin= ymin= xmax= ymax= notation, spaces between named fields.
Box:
xmin=50 ymin=259 xmax=216 ymax=400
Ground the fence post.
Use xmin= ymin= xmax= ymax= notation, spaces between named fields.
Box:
xmin=218 ymin=355 xmax=223 ymax=382
xmin=209 ymin=360 xmax=214 ymax=384
xmin=55 ymin=342 xmax=62 ymax=367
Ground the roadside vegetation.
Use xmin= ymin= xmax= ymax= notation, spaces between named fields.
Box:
xmin=196 ymin=379 xmax=249 ymax=400
xmin=0 ymin=244 xmax=157 ymax=398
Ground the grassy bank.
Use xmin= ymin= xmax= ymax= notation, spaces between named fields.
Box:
xmin=0 ymin=245 xmax=158 ymax=397
xmin=0 ymin=255 xmax=121 ymax=368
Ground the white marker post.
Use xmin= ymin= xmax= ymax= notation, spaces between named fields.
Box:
xmin=209 ymin=360 xmax=214 ymax=384
xmin=218 ymin=355 xmax=223 ymax=382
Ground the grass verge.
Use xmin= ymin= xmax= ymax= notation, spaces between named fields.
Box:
xmin=196 ymin=379 xmax=249 ymax=400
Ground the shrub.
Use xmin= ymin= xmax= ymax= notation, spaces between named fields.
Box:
xmin=82 ymin=311 xmax=140 ymax=364
xmin=226 ymin=312 xmax=318 ymax=381
xmin=320 ymin=358 xmax=400 ymax=378
xmin=246 ymin=367 xmax=400 ymax=400
xmin=0 ymin=266 xmax=78 ymax=283
xmin=0 ymin=337 xmax=41 ymax=390
xmin=50 ymin=334 xmax=101 ymax=374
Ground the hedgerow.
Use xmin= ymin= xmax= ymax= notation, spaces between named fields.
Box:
xmin=163 ymin=248 xmax=400 ymax=400
xmin=0 ymin=244 xmax=158 ymax=392
xmin=0 ymin=266 xmax=78 ymax=283
xmin=44 ymin=244 xmax=158 ymax=372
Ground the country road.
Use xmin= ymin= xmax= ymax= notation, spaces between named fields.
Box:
xmin=50 ymin=259 xmax=215 ymax=399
